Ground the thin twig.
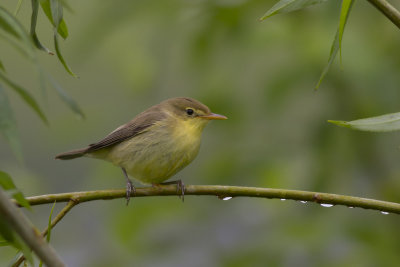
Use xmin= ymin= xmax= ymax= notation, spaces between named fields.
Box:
xmin=0 ymin=189 xmax=65 ymax=267
xmin=367 ymin=0 xmax=400 ymax=29
xmin=13 ymin=200 xmax=77 ymax=267
xmin=11 ymin=185 xmax=399 ymax=265
xmin=23 ymin=185 xmax=400 ymax=215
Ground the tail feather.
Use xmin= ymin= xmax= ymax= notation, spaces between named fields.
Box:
xmin=55 ymin=148 xmax=88 ymax=160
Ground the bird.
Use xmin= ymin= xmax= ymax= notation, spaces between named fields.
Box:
xmin=55 ymin=97 xmax=227 ymax=204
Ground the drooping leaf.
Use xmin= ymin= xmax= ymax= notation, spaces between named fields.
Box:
xmin=47 ymin=74 xmax=84 ymax=118
xmin=49 ymin=0 xmax=77 ymax=76
xmin=0 ymin=72 xmax=48 ymax=124
xmin=0 ymin=59 xmax=5 ymax=72
xmin=0 ymin=9 xmax=19 ymax=38
xmin=50 ymin=0 xmax=63 ymax=26
xmin=0 ymin=84 xmax=22 ymax=162
xmin=0 ymin=7 xmax=35 ymax=57
xmin=315 ymin=30 xmax=339 ymax=90
xmin=0 ymin=171 xmax=31 ymax=210
xmin=39 ymin=0 xmax=69 ymax=39
xmin=260 ymin=0 xmax=329 ymax=20
xmin=31 ymin=0 xmax=53 ymax=54
xmin=54 ymin=30 xmax=77 ymax=77
xmin=0 ymin=31 xmax=32 ymax=59
xmin=315 ymin=0 xmax=354 ymax=89
xmin=338 ymin=0 xmax=354 ymax=64
xmin=328 ymin=112 xmax=400 ymax=132
xmin=14 ymin=0 xmax=24 ymax=16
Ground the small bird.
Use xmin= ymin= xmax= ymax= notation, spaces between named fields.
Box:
xmin=55 ymin=97 xmax=227 ymax=204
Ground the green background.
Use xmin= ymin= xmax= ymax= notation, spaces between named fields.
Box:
xmin=1 ymin=0 xmax=400 ymax=266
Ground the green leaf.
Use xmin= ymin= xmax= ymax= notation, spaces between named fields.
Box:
xmin=315 ymin=0 xmax=354 ymax=90
xmin=14 ymin=0 xmax=24 ymax=16
xmin=50 ymin=0 xmax=63 ymax=26
xmin=0 ymin=219 xmax=14 ymax=245
xmin=47 ymin=74 xmax=84 ymax=118
xmin=0 ymin=72 xmax=48 ymax=125
xmin=0 ymin=31 xmax=32 ymax=59
xmin=0 ymin=7 xmax=35 ymax=57
xmin=54 ymin=33 xmax=77 ymax=77
xmin=49 ymin=0 xmax=77 ymax=76
xmin=260 ymin=0 xmax=329 ymax=20
xmin=0 ymin=9 xmax=19 ymax=38
xmin=46 ymin=201 xmax=56 ymax=243
xmin=338 ymin=0 xmax=354 ymax=64
xmin=328 ymin=112 xmax=400 ymax=132
xmin=0 ymin=171 xmax=31 ymax=210
xmin=39 ymin=0 xmax=69 ymax=39
xmin=0 ymin=83 xmax=22 ymax=162
xmin=315 ymin=30 xmax=339 ymax=90
xmin=0 ymin=241 xmax=10 ymax=247
xmin=31 ymin=0 xmax=53 ymax=54
xmin=0 ymin=59 xmax=5 ymax=72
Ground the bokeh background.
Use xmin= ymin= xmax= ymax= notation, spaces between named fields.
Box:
xmin=1 ymin=0 xmax=400 ymax=266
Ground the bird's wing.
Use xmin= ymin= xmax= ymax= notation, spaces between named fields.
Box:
xmin=86 ymin=109 xmax=166 ymax=153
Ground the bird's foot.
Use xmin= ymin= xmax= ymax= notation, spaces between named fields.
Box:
xmin=125 ymin=179 xmax=136 ymax=205
xmin=122 ymin=167 xmax=135 ymax=205
xmin=159 ymin=180 xmax=185 ymax=202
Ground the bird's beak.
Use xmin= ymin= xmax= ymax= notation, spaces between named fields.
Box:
xmin=200 ymin=113 xmax=228 ymax=120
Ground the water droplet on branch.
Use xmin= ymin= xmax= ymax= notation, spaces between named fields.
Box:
xmin=320 ymin=203 xmax=334 ymax=208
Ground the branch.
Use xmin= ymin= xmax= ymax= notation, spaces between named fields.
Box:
xmin=367 ymin=0 xmax=400 ymax=29
xmin=24 ymin=185 xmax=400 ymax=215
xmin=0 ymin=189 xmax=65 ymax=267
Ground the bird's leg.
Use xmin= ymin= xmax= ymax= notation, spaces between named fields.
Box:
xmin=159 ymin=179 xmax=185 ymax=202
xmin=122 ymin=167 xmax=135 ymax=205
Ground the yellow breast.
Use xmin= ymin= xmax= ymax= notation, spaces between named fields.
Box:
xmin=101 ymin=117 xmax=208 ymax=184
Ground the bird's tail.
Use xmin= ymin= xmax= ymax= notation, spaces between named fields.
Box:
xmin=55 ymin=148 xmax=88 ymax=160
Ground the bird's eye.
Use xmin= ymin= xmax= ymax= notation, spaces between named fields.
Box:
xmin=186 ymin=108 xmax=194 ymax=116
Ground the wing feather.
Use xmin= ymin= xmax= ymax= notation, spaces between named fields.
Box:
xmin=86 ymin=107 xmax=165 ymax=153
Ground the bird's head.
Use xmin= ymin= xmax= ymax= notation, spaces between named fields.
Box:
xmin=161 ymin=97 xmax=227 ymax=134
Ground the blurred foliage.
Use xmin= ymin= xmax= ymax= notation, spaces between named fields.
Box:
xmin=0 ymin=171 xmax=33 ymax=265
xmin=0 ymin=171 xmax=30 ymax=209
xmin=1 ymin=0 xmax=400 ymax=266
xmin=0 ymin=0 xmax=82 ymax=159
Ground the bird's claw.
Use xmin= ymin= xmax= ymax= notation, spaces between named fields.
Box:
xmin=160 ymin=179 xmax=185 ymax=202
xmin=125 ymin=179 xmax=136 ymax=205
xmin=176 ymin=180 xmax=185 ymax=202
xmin=122 ymin=167 xmax=135 ymax=205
